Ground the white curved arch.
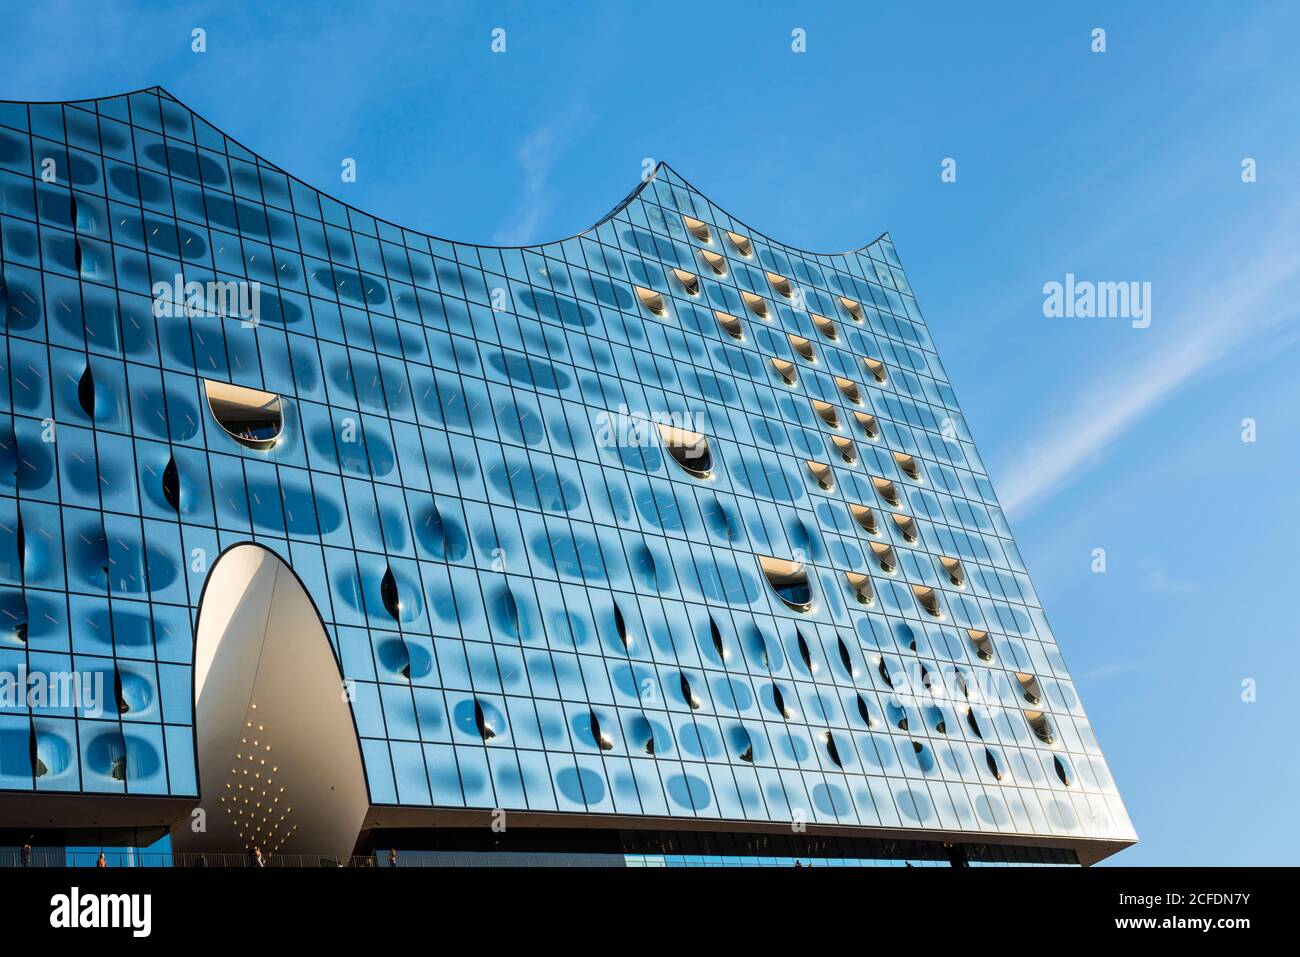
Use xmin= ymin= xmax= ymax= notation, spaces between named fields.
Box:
xmin=172 ymin=544 xmax=369 ymax=861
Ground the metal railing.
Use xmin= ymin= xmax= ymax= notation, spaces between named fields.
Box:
xmin=0 ymin=849 xmax=632 ymax=868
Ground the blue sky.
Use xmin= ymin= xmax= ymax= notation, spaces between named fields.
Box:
xmin=4 ymin=0 xmax=1297 ymax=864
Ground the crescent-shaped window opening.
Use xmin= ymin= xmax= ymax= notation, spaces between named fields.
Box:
xmin=700 ymin=249 xmax=727 ymax=275
xmin=870 ymin=541 xmax=898 ymax=573
xmin=832 ymin=435 xmax=857 ymax=465
xmin=682 ymin=215 xmax=712 ymax=242
xmin=771 ymin=357 xmax=797 ymax=385
xmin=968 ymin=629 xmax=994 ymax=661
xmin=716 ymin=310 xmax=743 ymax=340
xmin=872 ymin=475 xmax=901 ymax=507
xmin=854 ymin=411 xmax=880 ymax=439
xmin=1026 ymin=709 xmax=1055 ymax=744
xmin=812 ymin=400 xmax=840 ymax=429
xmin=850 ymin=503 xmax=879 ymax=535
xmin=657 ymin=423 xmax=713 ymax=479
xmin=1015 ymin=672 xmax=1044 ymax=706
xmin=789 ymin=334 xmax=815 ymax=362
xmin=913 ymin=585 xmax=943 ymax=618
xmin=726 ymin=231 xmax=754 ymax=256
xmin=864 ymin=357 xmax=888 ymax=384
xmin=892 ymin=513 xmax=919 ymax=543
xmin=813 ymin=314 xmax=838 ymax=341
xmin=940 ymin=556 xmax=965 ymax=587
xmin=634 ymin=285 xmax=666 ymax=316
xmin=672 ymin=268 xmax=700 ymax=296
xmin=840 ymin=296 xmax=864 ymax=321
xmin=767 ymin=272 xmax=793 ymax=298
xmin=846 ymin=572 xmax=875 ymax=606
xmin=806 ymin=460 xmax=834 ymax=491
xmin=894 ymin=452 xmax=921 ymax=480
xmin=204 ymin=379 xmax=284 ymax=450
xmin=741 ymin=291 xmax=769 ymax=318
xmin=835 ymin=377 xmax=862 ymax=404
xmin=759 ymin=556 xmax=813 ymax=612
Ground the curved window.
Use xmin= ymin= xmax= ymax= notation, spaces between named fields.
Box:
xmin=894 ymin=452 xmax=921 ymax=480
xmin=1054 ymin=754 xmax=1072 ymax=786
xmin=741 ymin=291 xmax=768 ymax=318
xmin=700 ymin=249 xmax=727 ymax=275
xmin=813 ymin=314 xmax=838 ymax=341
xmin=715 ymin=310 xmax=743 ymax=340
xmin=1026 ymin=709 xmax=1054 ymax=744
xmin=886 ymin=701 xmax=908 ymax=730
xmin=613 ymin=602 xmax=631 ymax=650
xmin=77 ymin=364 xmax=96 ymax=418
xmin=788 ymin=334 xmax=815 ymax=362
xmin=854 ymin=411 xmax=880 ymax=439
xmin=589 ymin=711 xmax=614 ymax=751
xmin=672 ymin=268 xmax=700 ymax=296
xmin=985 ymin=747 xmax=1003 ymax=781
xmin=380 ymin=566 xmax=402 ymax=620
xmin=892 ymin=513 xmax=919 ymax=543
xmin=850 ymin=503 xmax=879 ymax=535
xmin=967 ymin=629 xmax=994 ymax=661
xmin=1015 ymin=672 xmax=1044 ymax=706
xmin=811 ymin=400 xmax=839 ymax=428
xmin=836 ymin=635 xmax=855 ymax=676
xmin=682 ymin=215 xmax=712 ymax=242
xmin=965 ymin=707 xmax=983 ymax=738
xmin=2 ymin=592 xmax=29 ymax=645
xmin=162 ymin=453 xmax=180 ymax=512
xmin=835 ymin=377 xmax=862 ymax=404
xmin=709 ymin=616 xmax=727 ymax=661
xmin=840 ymin=296 xmax=864 ymax=321
xmin=204 ymin=380 xmax=283 ymax=450
xmin=856 ymin=693 xmax=876 ymax=727
xmin=759 ymin=556 xmax=813 ymax=611
xmin=913 ymin=585 xmax=943 ymax=618
xmin=473 ymin=700 xmax=499 ymax=742
xmin=726 ymin=231 xmax=753 ymax=256
xmin=872 ymin=476 xmax=901 ymax=506
xmin=772 ymin=684 xmax=793 ymax=719
xmin=846 ymin=572 xmax=874 ymax=606
xmin=630 ymin=715 xmax=656 ymax=755
xmin=658 ymin=423 xmax=713 ymax=478
xmin=940 ymin=556 xmax=965 ymax=587
xmin=680 ymin=672 xmax=702 ymax=710
xmin=731 ymin=726 xmax=754 ymax=763
xmin=806 ymin=460 xmax=834 ymax=491
xmin=870 ymin=541 xmax=897 ymax=573
xmin=766 ymin=272 xmax=793 ymax=298
xmin=864 ymin=357 xmax=887 ymax=383
xmin=823 ymin=731 xmax=844 ymax=768
xmin=877 ymin=657 xmax=895 ymax=688
xmin=832 ymin=435 xmax=857 ymax=464
xmin=796 ymin=629 xmax=815 ymax=672
xmin=771 ymin=357 xmax=797 ymax=385
xmin=634 ymin=285 xmax=666 ymax=316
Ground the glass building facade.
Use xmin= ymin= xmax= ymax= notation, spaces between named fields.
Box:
xmin=0 ymin=87 xmax=1134 ymax=865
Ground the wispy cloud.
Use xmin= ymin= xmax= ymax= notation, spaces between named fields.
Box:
xmin=492 ymin=106 xmax=589 ymax=245
xmin=998 ymin=210 xmax=1300 ymax=519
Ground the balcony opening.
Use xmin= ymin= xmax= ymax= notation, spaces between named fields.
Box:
xmin=1054 ymin=755 xmax=1072 ymax=787
xmin=965 ymin=707 xmax=983 ymax=739
xmin=870 ymin=541 xmax=897 ymax=573
xmin=856 ymin=693 xmax=876 ymax=728
xmin=726 ymin=231 xmax=753 ymax=256
xmin=967 ymin=629 xmax=994 ymax=661
xmin=657 ymin=423 xmax=713 ymax=479
xmin=1015 ymin=672 xmax=1044 ymax=706
xmin=709 ymin=616 xmax=727 ymax=661
xmin=835 ymin=377 xmax=862 ymax=404
xmin=877 ymin=657 xmax=895 ymax=689
xmin=832 ymin=435 xmax=857 ymax=464
xmin=380 ymin=566 xmax=402 ymax=620
xmin=864 ymin=357 xmax=888 ymax=383
xmin=672 ymin=268 xmax=700 ymax=296
xmin=894 ymin=452 xmax=921 ymax=480
xmin=837 ymin=635 xmax=855 ymax=676
xmin=1026 ymin=710 xmax=1054 ymax=744
xmin=813 ymin=314 xmax=838 ymax=341
xmin=806 ymin=460 xmax=834 ymax=491
xmin=700 ymin=249 xmax=727 ymax=276
xmin=940 ymin=556 xmax=965 ymax=587
xmin=634 ymin=286 xmax=666 ymax=316
xmin=854 ymin=411 xmax=880 ymax=439
xmin=789 ymin=334 xmax=815 ymax=362
xmin=204 ymin=379 xmax=284 ymax=450
xmin=840 ymin=296 xmax=864 ymax=321
xmin=590 ymin=711 xmax=614 ymax=751
xmin=473 ymin=699 xmax=498 ymax=742
xmin=77 ymin=364 xmax=96 ymax=418
xmin=741 ymin=291 xmax=769 ymax=318
xmin=872 ymin=475 xmax=901 ymax=506
xmin=913 ymin=585 xmax=942 ymax=618
xmin=892 ymin=513 xmax=919 ymax=543
xmin=812 ymin=400 xmax=840 ymax=428
xmin=613 ymin=602 xmax=631 ymax=650
xmin=771 ymin=357 xmax=798 ymax=385
xmin=846 ymin=572 xmax=875 ymax=606
xmin=766 ymin=272 xmax=793 ymax=298
xmin=850 ymin=503 xmax=879 ymax=535
xmin=682 ymin=215 xmax=712 ymax=242
xmin=759 ymin=556 xmax=813 ymax=611
xmin=716 ymin=310 xmax=743 ymax=340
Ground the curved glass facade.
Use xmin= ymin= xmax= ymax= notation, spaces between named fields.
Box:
xmin=0 ymin=87 xmax=1133 ymax=861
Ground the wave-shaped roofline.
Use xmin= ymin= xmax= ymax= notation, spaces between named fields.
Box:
xmin=1 ymin=84 xmax=892 ymax=257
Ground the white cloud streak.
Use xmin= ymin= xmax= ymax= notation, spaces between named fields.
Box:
xmin=998 ymin=212 xmax=1300 ymax=518
xmin=492 ymin=106 xmax=589 ymax=246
